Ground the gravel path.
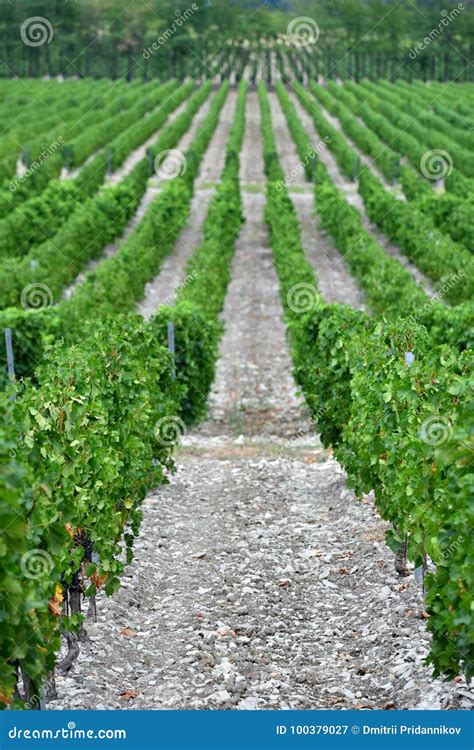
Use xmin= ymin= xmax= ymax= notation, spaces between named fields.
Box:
xmin=197 ymin=92 xmax=307 ymax=439
xmin=364 ymin=222 xmax=437 ymax=298
xmin=53 ymin=444 xmax=469 ymax=711
xmin=197 ymin=187 xmax=307 ymax=439
xmin=267 ymin=93 xmax=309 ymax=192
xmin=137 ymin=92 xmax=237 ymax=318
xmin=60 ymin=150 xmax=101 ymax=181
xmin=51 ymin=89 xmax=468 ymax=713
xmin=288 ymin=92 xmax=437 ymax=300
xmin=268 ymin=93 xmax=364 ymax=309
xmin=240 ymin=92 xmax=265 ymax=186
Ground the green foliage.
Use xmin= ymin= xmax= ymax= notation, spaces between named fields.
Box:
xmin=292 ymin=296 xmax=474 ymax=680
xmin=68 ymin=80 xmax=179 ymax=169
xmin=294 ymin=81 xmax=357 ymax=181
xmin=0 ymin=181 xmax=80 ymax=260
xmin=399 ymin=165 xmax=432 ymax=201
xmin=298 ymin=81 xmax=474 ymax=309
xmin=2 ymin=0 xmax=473 ymax=84
xmin=0 ymin=392 xmax=59 ymax=705
xmin=258 ymin=82 xmax=286 ymax=183
xmin=312 ymin=81 xmax=400 ymax=183
xmin=0 ymin=81 xmax=247 ymax=702
xmin=75 ymin=79 xmax=190 ymax=197
xmin=0 ymin=80 xmax=162 ymax=218
xmin=0 ymin=171 xmax=147 ymax=310
xmin=286 ymin=81 xmax=473 ymax=352
xmin=342 ymin=81 xmax=427 ymax=173
xmin=0 ymin=81 xmax=218 ymax=386
xmin=347 ymin=81 xmax=474 ymax=180
xmin=152 ymin=81 xmax=247 ymax=424
xmin=0 ymin=309 xmax=54 ymax=389
xmin=151 ymin=305 xmax=219 ymax=426
xmin=425 ymin=368 xmax=474 ymax=678
xmin=445 ymin=170 xmax=474 ymax=198
xmin=414 ymin=192 xmax=474 ymax=255
xmin=275 ymin=82 xmax=315 ymax=181
xmin=362 ymin=80 xmax=473 ymax=161
xmin=359 ymin=170 xmax=474 ymax=304
xmin=0 ymin=314 xmax=180 ymax=706
xmin=0 ymin=79 xmax=185 ymax=231
xmin=261 ymin=80 xmax=474 ymax=679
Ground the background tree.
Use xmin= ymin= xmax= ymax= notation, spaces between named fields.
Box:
xmin=0 ymin=0 xmax=472 ymax=81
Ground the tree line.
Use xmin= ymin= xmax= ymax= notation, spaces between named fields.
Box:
xmin=0 ymin=0 xmax=472 ymax=81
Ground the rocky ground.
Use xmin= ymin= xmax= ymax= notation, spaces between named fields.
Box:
xmin=51 ymin=91 xmax=471 ymax=713
xmin=52 ymin=432 xmax=471 ymax=711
